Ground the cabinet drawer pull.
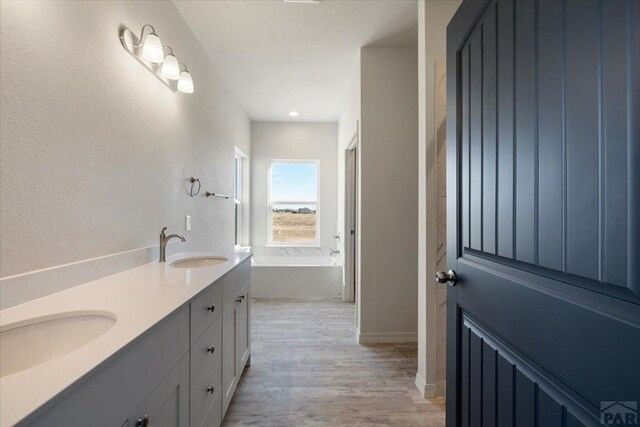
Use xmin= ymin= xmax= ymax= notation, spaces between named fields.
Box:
xmin=135 ymin=416 xmax=149 ymax=427
xmin=207 ymin=304 xmax=216 ymax=312
xmin=207 ymin=345 xmax=215 ymax=354
xmin=207 ymin=386 xmax=215 ymax=394
xmin=236 ymin=295 xmax=245 ymax=303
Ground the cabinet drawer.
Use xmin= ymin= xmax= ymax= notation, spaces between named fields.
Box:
xmin=191 ymin=316 xmax=222 ymax=427
xmin=191 ymin=280 xmax=222 ymax=345
xmin=191 ymin=314 xmax=222 ymax=389
xmin=199 ymin=389 xmax=222 ymax=427
xmin=222 ymin=258 xmax=250 ymax=306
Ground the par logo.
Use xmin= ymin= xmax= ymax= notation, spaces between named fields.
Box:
xmin=601 ymin=401 xmax=638 ymax=426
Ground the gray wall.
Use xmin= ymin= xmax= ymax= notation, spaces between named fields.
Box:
xmin=250 ymin=122 xmax=338 ymax=250
xmin=0 ymin=1 xmax=250 ymax=277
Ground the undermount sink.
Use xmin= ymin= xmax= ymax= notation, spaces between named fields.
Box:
xmin=0 ymin=311 xmax=116 ymax=377
xmin=170 ymin=256 xmax=229 ymax=268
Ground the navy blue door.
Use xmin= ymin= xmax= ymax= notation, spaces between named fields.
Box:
xmin=446 ymin=0 xmax=640 ymax=425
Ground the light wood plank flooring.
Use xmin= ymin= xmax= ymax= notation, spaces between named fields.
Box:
xmin=222 ymin=299 xmax=445 ymax=426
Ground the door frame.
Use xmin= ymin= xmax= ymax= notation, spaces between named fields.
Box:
xmin=343 ymin=131 xmax=358 ymax=304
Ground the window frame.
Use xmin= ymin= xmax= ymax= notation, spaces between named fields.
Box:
xmin=234 ymin=147 xmax=247 ymax=248
xmin=267 ymin=159 xmax=321 ymax=247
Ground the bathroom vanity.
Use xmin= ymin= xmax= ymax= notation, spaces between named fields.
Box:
xmin=0 ymin=253 xmax=251 ymax=427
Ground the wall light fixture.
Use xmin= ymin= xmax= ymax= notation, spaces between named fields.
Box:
xmin=177 ymin=64 xmax=194 ymax=94
xmin=119 ymin=24 xmax=194 ymax=94
xmin=161 ymin=47 xmax=180 ymax=80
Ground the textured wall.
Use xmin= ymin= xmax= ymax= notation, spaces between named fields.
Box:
xmin=250 ymin=122 xmax=338 ymax=249
xmin=0 ymin=1 xmax=250 ymax=277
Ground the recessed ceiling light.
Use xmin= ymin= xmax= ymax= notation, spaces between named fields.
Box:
xmin=289 ymin=111 xmax=299 ymax=117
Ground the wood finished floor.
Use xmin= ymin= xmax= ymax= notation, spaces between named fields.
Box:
xmin=222 ymin=299 xmax=445 ymax=427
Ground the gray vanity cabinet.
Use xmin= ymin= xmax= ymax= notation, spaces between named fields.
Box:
xmin=190 ymin=299 xmax=223 ymax=427
xmin=235 ymin=285 xmax=250 ymax=373
xmin=127 ymin=355 xmax=190 ymax=427
xmin=222 ymin=280 xmax=251 ymax=415
xmin=23 ymin=257 xmax=251 ymax=427
xmin=28 ymin=306 xmax=190 ymax=427
xmin=221 ymin=299 xmax=238 ymax=413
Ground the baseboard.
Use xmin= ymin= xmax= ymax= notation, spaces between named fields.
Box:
xmin=357 ymin=331 xmax=418 ymax=344
xmin=436 ymin=380 xmax=446 ymax=397
xmin=415 ymin=372 xmax=437 ymax=397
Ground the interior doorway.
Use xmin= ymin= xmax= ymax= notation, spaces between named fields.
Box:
xmin=343 ymin=132 xmax=358 ymax=305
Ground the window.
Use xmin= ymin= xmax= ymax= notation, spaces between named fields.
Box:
xmin=268 ymin=160 xmax=320 ymax=246
xmin=234 ymin=148 xmax=247 ymax=247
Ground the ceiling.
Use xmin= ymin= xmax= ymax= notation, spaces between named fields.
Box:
xmin=173 ymin=0 xmax=418 ymax=122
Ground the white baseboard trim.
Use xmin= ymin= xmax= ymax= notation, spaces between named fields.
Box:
xmin=357 ymin=331 xmax=418 ymax=344
xmin=415 ymin=372 xmax=437 ymax=397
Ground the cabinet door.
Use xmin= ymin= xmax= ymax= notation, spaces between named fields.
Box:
xmin=128 ymin=401 xmax=148 ymax=427
xmin=133 ymin=355 xmax=190 ymax=427
xmin=221 ymin=299 xmax=237 ymax=414
xmin=235 ymin=285 xmax=250 ymax=371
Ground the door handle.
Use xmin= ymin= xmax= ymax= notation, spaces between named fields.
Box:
xmin=435 ymin=270 xmax=457 ymax=286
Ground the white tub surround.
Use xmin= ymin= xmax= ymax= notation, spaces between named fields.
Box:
xmin=252 ymin=256 xmax=338 ymax=267
xmin=251 ymin=248 xmax=342 ymax=299
xmin=0 ymin=252 xmax=251 ymax=427
xmin=251 ymin=266 xmax=341 ymax=299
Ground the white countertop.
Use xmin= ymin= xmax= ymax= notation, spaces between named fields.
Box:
xmin=0 ymin=251 xmax=251 ymax=426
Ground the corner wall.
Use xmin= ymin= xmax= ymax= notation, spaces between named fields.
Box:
xmin=0 ymin=1 xmax=250 ymax=279
xmin=358 ymin=47 xmax=419 ymax=342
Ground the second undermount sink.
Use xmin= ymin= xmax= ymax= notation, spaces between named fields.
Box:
xmin=0 ymin=311 xmax=117 ymax=377
xmin=170 ymin=256 xmax=229 ymax=268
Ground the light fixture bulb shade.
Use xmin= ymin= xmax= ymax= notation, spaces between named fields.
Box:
xmin=142 ymin=33 xmax=164 ymax=64
xmin=161 ymin=54 xmax=180 ymax=80
xmin=178 ymin=71 xmax=194 ymax=93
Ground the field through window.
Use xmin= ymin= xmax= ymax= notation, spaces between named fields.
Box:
xmin=269 ymin=161 xmax=319 ymax=245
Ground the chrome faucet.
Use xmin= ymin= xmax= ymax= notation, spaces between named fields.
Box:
xmin=159 ymin=227 xmax=186 ymax=262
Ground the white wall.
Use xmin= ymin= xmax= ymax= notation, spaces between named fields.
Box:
xmin=0 ymin=1 xmax=250 ymax=278
xmin=250 ymin=122 xmax=338 ymax=250
xmin=416 ymin=0 xmax=461 ymax=398
xmin=357 ymin=47 xmax=419 ymax=341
